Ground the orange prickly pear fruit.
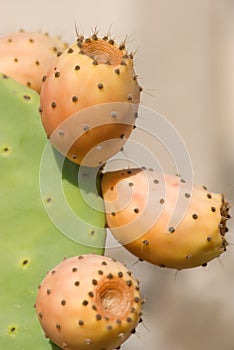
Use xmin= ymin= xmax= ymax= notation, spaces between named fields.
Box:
xmin=101 ymin=168 xmax=230 ymax=270
xmin=0 ymin=29 xmax=67 ymax=92
xmin=35 ymin=254 xmax=143 ymax=350
xmin=40 ymin=32 xmax=141 ymax=167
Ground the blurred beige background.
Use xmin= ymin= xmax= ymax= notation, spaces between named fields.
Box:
xmin=1 ymin=0 xmax=233 ymax=349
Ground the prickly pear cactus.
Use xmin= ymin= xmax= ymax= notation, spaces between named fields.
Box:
xmin=0 ymin=74 xmax=106 ymax=349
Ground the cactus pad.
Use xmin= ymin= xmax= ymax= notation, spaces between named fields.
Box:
xmin=0 ymin=74 xmax=106 ymax=349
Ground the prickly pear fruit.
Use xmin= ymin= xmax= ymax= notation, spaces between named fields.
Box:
xmin=0 ymin=29 xmax=67 ymax=92
xmin=40 ymin=33 xmax=141 ymax=167
xmin=0 ymin=74 xmax=106 ymax=349
xmin=101 ymin=168 xmax=230 ymax=270
xmin=35 ymin=254 xmax=142 ymax=350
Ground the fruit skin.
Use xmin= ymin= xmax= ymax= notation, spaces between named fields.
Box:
xmin=35 ymin=254 xmax=142 ymax=350
xmin=101 ymin=168 xmax=230 ymax=270
xmin=40 ymin=34 xmax=141 ymax=167
xmin=0 ymin=74 xmax=106 ymax=350
xmin=0 ymin=30 xmax=67 ymax=92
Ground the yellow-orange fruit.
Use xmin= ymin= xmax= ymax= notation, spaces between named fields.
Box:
xmin=0 ymin=30 xmax=67 ymax=92
xmin=101 ymin=168 xmax=230 ymax=270
xmin=35 ymin=254 xmax=142 ymax=350
xmin=40 ymin=34 xmax=141 ymax=167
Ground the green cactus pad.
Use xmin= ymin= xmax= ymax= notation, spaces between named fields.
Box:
xmin=0 ymin=74 xmax=106 ymax=349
